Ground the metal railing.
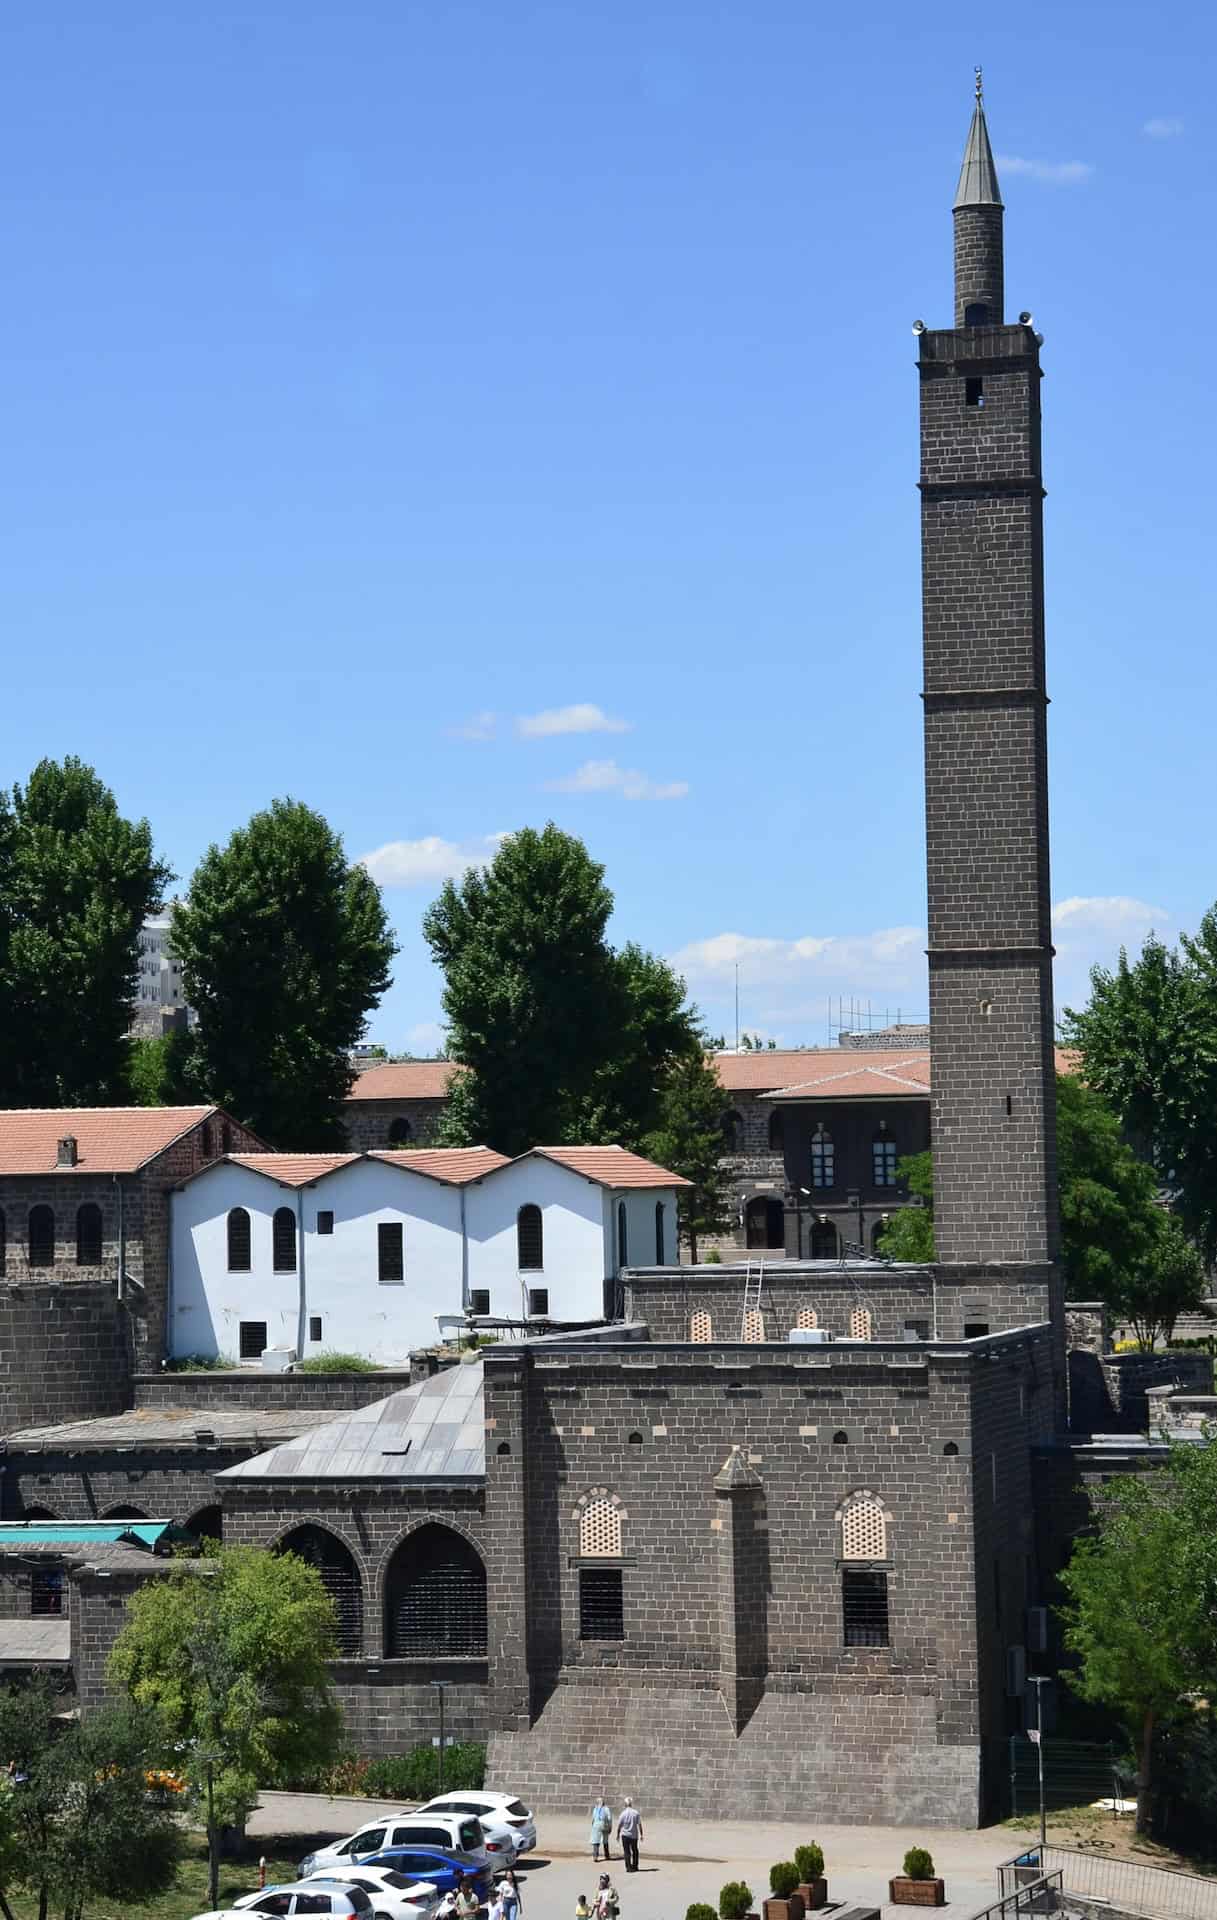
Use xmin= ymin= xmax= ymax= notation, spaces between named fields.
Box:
xmin=970 ymin=1871 xmax=1065 ymax=1920
xmin=998 ymin=1847 xmax=1217 ymax=1920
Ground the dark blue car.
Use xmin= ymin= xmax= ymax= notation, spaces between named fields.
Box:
xmin=363 ymin=1850 xmax=489 ymax=1900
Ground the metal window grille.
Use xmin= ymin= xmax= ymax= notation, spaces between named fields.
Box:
xmin=309 ymin=1316 xmax=323 ymax=1342
xmin=742 ymin=1308 xmax=765 ymax=1343
xmin=811 ymin=1131 xmax=835 ymax=1188
xmin=796 ymin=1307 xmax=818 ymax=1329
xmin=28 ymin=1205 xmax=54 ymax=1269
xmin=378 ymin=1222 xmax=404 ymax=1284
xmin=386 ymin=1525 xmax=487 ymax=1657
xmin=517 ymin=1205 xmax=544 ymax=1271
xmin=655 ymin=1202 xmax=665 ymax=1264
xmin=30 ymin=1570 xmax=63 ymax=1617
xmin=317 ymin=1210 xmax=334 ymax=1235
xmin=843 ymin=1569 xmax=889 ymax=1646
xmin=617 ymin=1202 xmax=628 ymax=1266
xmin=690 ymin=1311 xmax=713 ymax=1343
xmin=579 ymin=1499 xmax=622 ymax=1558
xmin=470 ymin=1289 xmax=490 ymax=1316
xmin=272 ymin=1207 xmax=297 ymax=1272
xmin=239 ymin=1320 xmax=268 ymax=1360
xmin=811 ymin=1218 xmax=838 ymax=1258
xmin=227 ymin=1207 xmax=251 ymax=1272
xmin=579 ymin=1567 xmax=624 ymax=1641
xmin=872 ymin=1136 xmax=898 ymax=1186
xmin=75 ymin=1203 xmax=103 ymax=1266
xmin=849 ymin=1305 xmax=872 ymax=1340
xmin=842 ymin=1498 xmax=887 ymax=1560
xmin=0 ymin=1207 xmax=6 ymax=1275
xmin=528 ymin=1287 xmax=549 ymax=1317
xmin=278 ymin=1526 xmax=362 ymax=1655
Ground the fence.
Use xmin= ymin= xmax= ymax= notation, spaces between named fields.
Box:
xmin=970 ymin=1872 xmax=1065 ymax=1920
xmin=998 ymin=1847 xmax=1217 ymax=1920
xmin=1008 ymin=1736 xmax=1130 ymax=1815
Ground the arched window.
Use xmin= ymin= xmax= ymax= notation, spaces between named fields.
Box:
xmin=742 ymin=1308 xmax=765 ymax=1343
xmin=690 ymin=1311 xmax=713 ymax=1343
xmin=810 ymin=1127 xmax=835 ymax=1189
xmin=832 ymin=1429 xmax=849 ymax=1445
xmin=849 ymin=1305 xmax=873 ymax=1341
xmin=227 ymin=1207 xmax=251 ymax=1273
xmin=28 ymin=1206 xmax=54 ymax=1268
xmin=579 ymin=1498 xmax=623 ymax=1558
xmin=943 ymin=1441 xmax=960 ymax=1457
xmin=21 ymin=1505 xmax=59 ymax=1521
xmin=272 ymin=1207 xmax=297 ymax=1272
xmin=387 ymin=1117 xmax=412 ymax=1147
xmin=654 ymin=1202 xmax=665 ymax=1265
xmin=76 ymin=1203 xmax=103 ymax=1266
xmin=768 ymin=1109 xmax=785 ymax=1151
xmin=721 ymin=1111 xmax=744 ymax=1153
xmin=841 ymin=1495 xmax=888 ymax=1561
xmin=617 ymin=1201 xmax=628 ymax=1268
xmin=517 ymin=1204 xmax=543 ymax=1271
xmin=627 ymin=1431 xmax=643 ymax=1447
xmin=796 ymin=1307 xmax=818 ymax=1329
xmin=185 ymin=1505 xmax=223 ymax=1545
xmin=0 ymin=1207 xmax=7 ymax=1275
xmin=810 ymin=1218 xmax=838 ymax=1259
xmin=103 ymin=1506 xmax=147 ymax=1521
xmin=277 ymin=1524 xmax=362 ymax=1655
xmin=871 ymin=1218 xmax=889 ymax=1255
xmin=872 ymin=1128 xmax=898 ymax=1187
xmin=385 ymin=1524 xmax=487 ymax=1657
xmin=745 ymin=1197 xmax=784 ymax=1251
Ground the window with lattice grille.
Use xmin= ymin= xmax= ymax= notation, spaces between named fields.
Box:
xmin=517 ymin=1205 xmax=543 ymax=1271
xmin=385 ymin=1524 xmax=487 ymax=1657
xmin=842 ymin=1498 xmax=887 ymax=1561
xmin=227 ymin=1207 xmax=251 ymax=1273
xmin=849 ymin=1305 xmax=872 ymax=1340
xmin=690 ymin=1311 xmax=713 ymax=1343
xmin=811 ymin=1129 xmax=835 ymax=1188
xmin=273 ymin=1206 xmax=297 ymax=1272
xmin=796 ymin=1307 xmax=818 ymax=1329
xmin=30 ymin=1570 xmax=63 ymax=1617
xmin=277 ymin=1525 xmax=363 ymax=1655
xmin=579 ymin=1499 xmax=622 ymax=1558
xmin=742 ymin=1308 xmax=764 ymax=1343
xmin=872 ymin=1133 xmax=898 ymax=1187
xmin=843 ymin=1568 xmax=889 ymax=1646
xmin=239 ymin=1321 xmax=268 ymax=1360
xmin=378 ymin=1221 xmax=404 ymax=1284
xmin=579 ymin=1567 xmax=623 ymax=1640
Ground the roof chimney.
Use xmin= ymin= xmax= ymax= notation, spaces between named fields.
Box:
xmin=56 ymin=1136 xmax=78 ymax=1169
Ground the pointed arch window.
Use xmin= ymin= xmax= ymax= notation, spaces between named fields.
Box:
xmin=810 ymin=1217 xmax=838 ymax=1259
xmin=385 ymin=1524 xmax=486 ymax=1657
xmin=387 ymin=1117 xmax=412 ymax=1147
xmin=272 ymin=1207 xmax=297 ymax=1272
xmin=579 ymin=1498 xmax=623 ymax=1558
xmin=841 ymin=1495 xmax=888 ymax=1561
xmin=849 ymin=1305 xmax=873 ymax=1341
xmin=76 ymin=1203 xmax=103 ymax=1266
xmin=28 ymin=1206 xmax=54 ymax=1269
xmin=872 ymin=1127 xmax=898 ymax=1187
xmin=742 ymin=1308 xmax=765 ymax=1343
xmin=690 ymin=1310 xmax=713 ymax=1343
xmin=517 ymin=1204 xmax=543 ymax=1271
xmin=227 ymin=1207 xmax=251 ymax=1273
xmin=796 ymin=1307 xmax=818 ymax=1329
xmin=277 ymin=1524 xmax=362 ymax=1655
xmin=811 ymin=1127 xmax=835 ymax=1189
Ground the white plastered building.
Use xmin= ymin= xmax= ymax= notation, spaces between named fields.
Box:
xmin=169 ymin=1145 xmax=687 ymax=1365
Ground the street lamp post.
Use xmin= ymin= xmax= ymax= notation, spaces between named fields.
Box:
xmin=1030 ymin=1675 xmax=1048 ymax=1851
xmin=431 ymin=1680 xmax=449 ymax=1795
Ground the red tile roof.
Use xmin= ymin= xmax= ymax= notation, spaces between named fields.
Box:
xmin=370 ymin=1146 xmax=511 ymax=1185
xmin=529 ymin=1146 xmax=692 ymax=1189
xmin=763 ymin=1054 xmax=932 ymax=1102
xmin=226 ymin=1153 xmax=361 ymax=1186
xmin=0 ymin=1107 xmax=220 ymax=1175
xmin=348 ymin=1063 xmax=460 ymax=1102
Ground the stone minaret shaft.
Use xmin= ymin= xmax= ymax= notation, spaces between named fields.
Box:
xmin=918 ymin=82 xmax=1061 ymax=1303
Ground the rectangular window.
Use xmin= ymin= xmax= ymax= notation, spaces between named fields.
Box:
xmin=316 ymin=1211 xmax=334 ymax=1235
xmin=30 ymin=1569 xmax=63 ymax=1617
xmin=842 ymin=1568 xmax=889 ymax=1647
xmin=966 ymin=375 xmax=985 ymax=408
xmin=528 ymin=1287 xmax=549 ymax=1317
xmin=309 ymin=1316 xmax=323 ymax=1343
xmin=378 ymin=1222 xmax=404 ymax=1285
xmin=469 ymin=1289 xmax=490 ymax=1316
xmin=964 ymin=1321 xmax=990 ymax=1339
xmin=239 ymin=1321 xmax=268 ymax=1361
xmin=579 ymin=1566 xmax=624 ymax=1641
xmin=810 ymin=1136 xmax=834 ymax=1188
xmin=872 ymin=1138 xmax=898 ymax=1186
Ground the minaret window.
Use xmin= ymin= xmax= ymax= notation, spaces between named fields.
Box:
xmin=966 ymin=376 xmax=985 ymax=407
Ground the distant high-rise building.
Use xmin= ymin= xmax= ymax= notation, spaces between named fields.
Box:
xmin=131 ymin=913 xmax=195 ymax=1037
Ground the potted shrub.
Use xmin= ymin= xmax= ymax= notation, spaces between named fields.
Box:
xmin=793 ymin=1844 xmax=827 ymax=1911
xmin=764 ymin=1865 xmax=804 ymax=1920
xmin=719 ymin=1882 xmax=755 ymax=1920
xmin=889 ymin=1848 xmax=945 ymax=1907
xmin=688 ymin=1907 xmax=718 ymax=1920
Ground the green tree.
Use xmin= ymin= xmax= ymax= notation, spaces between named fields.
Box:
xmin=874 ymin=1150 xmax=935 ymax=1262
xmin=1059 ymin=1442 xmax=1217 ymax=1833
xmin=644 ymin=1051 xmax=736 ymax=1262
xmin=171 ymin=800 xmax=396 ymax=1146
xmin=109 ymin=1544 xmax=341 ymax=1907
xmin=0 ymin=1679 xmax=181 ymax=1920
xmin=0 ymin=757 xmax=170 ymax=1106
xmin=125 ymin=1029 xmax=193 ymax=1106
xmin=425 ymin=825 xmax=702 ymax=1156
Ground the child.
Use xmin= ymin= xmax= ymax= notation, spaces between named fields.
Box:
xmin=576 ymin=1898 xmax=591 ymax=1920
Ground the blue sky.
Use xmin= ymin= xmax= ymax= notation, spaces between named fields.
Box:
xmin=2 ymin=0 xmax=1212 ymax=1051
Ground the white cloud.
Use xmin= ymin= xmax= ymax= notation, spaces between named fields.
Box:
xmin=545 ymin=758 xmax=688 ymax=801
xmin=360 ymin=833 xmax=507 ymax=888
xmin=997 ymin=154 xmax=1094 ymax=185
xmin=1052 ymin=895 xmax=1167 ymax=937
xmin=448 ymin=711 xmax=497 ymax=742
xmin=405 ymin=1020 xmax=447 ymax=1055
xmin=516 ymin=703 xmax=631 ymax=738
xmin=1143 ymin=117 xmax=1184 ymax=139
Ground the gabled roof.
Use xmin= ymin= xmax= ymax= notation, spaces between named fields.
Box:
xmin=347 ymin=1062 xmax=461 ymax=1102
xmin=369 ymin=1147 xmax=511 ymax=1184
xmin=227 ymin=1153 xmax=360 ymax=1186
xmin=218 ymin=1360 xmax=485 ymax=1485
xmin=528 ymin=1146 xmax=691 ymax=1190
xmin=763 ymin=1054 xmax=932 ymax=1103
xmin=0 ymin=1106 xmax=221 ymax=1175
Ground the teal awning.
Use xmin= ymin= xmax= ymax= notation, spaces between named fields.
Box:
xmin=0 ymin=1521 xmax=175 ymax=1548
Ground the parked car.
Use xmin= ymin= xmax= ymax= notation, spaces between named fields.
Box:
xmin=302 ymin=1871 xmax=440 ymax=1920
xmin=360 ymin=1850 xmax=489 ymax=1900
xmin=194 ymin=1882 xmax=380 ymax=1920
xmin=299 ymin=1816 xmax=486 ymax=1882
xmin=419 ymin=1795 xmax=536 ymax=1858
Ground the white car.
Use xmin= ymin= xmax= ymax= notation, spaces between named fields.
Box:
xmin=299 ymin=1813 xmax=489 ymax=1882
xmin=303 ymin=1871 xmax=440 ymax=1920
xmin=194 ymin=1883 xmax=378 ymax=1920
xmin=419 ymin=1794 xmax=537 ymax=1858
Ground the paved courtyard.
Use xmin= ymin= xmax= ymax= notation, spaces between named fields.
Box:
xmin=251 ymin=1794 xmax=1020 ymax=1920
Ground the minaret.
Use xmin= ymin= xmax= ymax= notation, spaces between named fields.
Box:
xmin=917 ymin=75 xmax=1063 ymax=1373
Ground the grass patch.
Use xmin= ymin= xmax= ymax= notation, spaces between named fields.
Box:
xmin=3 ymin=1831 xmax=301 ymax=1920
xmin=295 ymin=1352 xmax=382 ymax=1374
xmin=999 ymin=1803 xmax=1217 ymax=1876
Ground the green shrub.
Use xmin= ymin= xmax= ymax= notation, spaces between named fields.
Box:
xmin=719 ymin=1883 xmax=753 ymax=1920
xmin=165 ymin=1353 xmax=234 ymax=1372
xmin=902 ymin=1849 xmax=935 ymax=1882
xmin=794 ymin=1846 xmax=824 ymax=1884
xmin=769 ymin=1865 xmax=800 ymax=1900
xmin=704 ymin=1250 xmax=723 ymax=1265
xmin=295 ymin=1350 xmax=382 ymax=1374
xmin=687 ymin=1906 xmax=718 ymax=1920
xmin=361 ymin=1742 xmax=486 ymax=1798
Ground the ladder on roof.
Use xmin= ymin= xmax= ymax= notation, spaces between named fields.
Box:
xmin=740 ymin=1260 xmax=764 ymax=1337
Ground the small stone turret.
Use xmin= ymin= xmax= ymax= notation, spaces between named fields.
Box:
xmin=953 ymin=70 xmax=1003 ymax=326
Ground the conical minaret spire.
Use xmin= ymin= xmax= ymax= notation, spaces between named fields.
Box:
xmin=952 ymin=69 xmax=1004 ymax=326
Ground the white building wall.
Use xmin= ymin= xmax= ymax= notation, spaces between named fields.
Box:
xmin=464 ymin=1157 xmax=609 ymax=1323
xmin=303 ymin=1158 xmax=463 ymax=1360
xmin=171 ymin=1163 xmax=306 ymax=1362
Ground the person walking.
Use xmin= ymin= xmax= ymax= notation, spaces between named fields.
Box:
xmin=590 ymin=1796 xmax=612 ymax=1862
xmin=455 ymin=1882 xmax=479 ymax=1920
xmin=575 ymin=1899 xmax=591 ymax=1920
xmin=592 ymin=1873 xmax=619 ymax=1920
xmin=616 ymin=1799 xmax=642 ymax=1874
xmin=499 ymin=1871 xmax=522 ymax=1920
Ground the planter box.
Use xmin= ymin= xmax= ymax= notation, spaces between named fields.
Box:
xmin=888 ymin=1879 xmax=945 ymax=1907
xmin=763 ymin=1899 xmax=804 ymax=1920
xmin=796 ymin=1883 xmax=827 ymax=1912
